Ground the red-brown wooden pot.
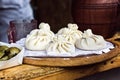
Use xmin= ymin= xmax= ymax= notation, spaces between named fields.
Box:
xmin=72 ymin=0 xmax=119 ymax=38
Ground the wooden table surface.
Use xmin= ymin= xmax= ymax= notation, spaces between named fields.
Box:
xmin=0 ymin=33 xmax=120 ymax=80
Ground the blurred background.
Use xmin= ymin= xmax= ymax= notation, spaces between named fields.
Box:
xmin=30 ymin=0 xmax=120 ymax=37
xmin=31 ymin=0 xmax=73 ymax=33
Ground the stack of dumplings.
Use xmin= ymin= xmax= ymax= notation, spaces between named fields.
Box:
xmin=25 ymin=22 xmax=107 ymax=55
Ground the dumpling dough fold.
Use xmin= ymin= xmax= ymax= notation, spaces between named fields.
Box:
xmin=25 ymin=22 xmax=54 ymax=50
xmin=75 ymin=29 xmax=106 ymax=50
xmin=57 ymin=23 xmax=83 ymax=44
xmin=46 ymin=35 xmax=75 ymax=54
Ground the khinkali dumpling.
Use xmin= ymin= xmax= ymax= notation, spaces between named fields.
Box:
xmin=57 ymin=23 xmax=83 ymax=44
xmin=25 ymin=22 xmax=54 ymax=50
xmin=46 ymin=35 xmax=75 ymax=54
xmin=75 ymin=29 xmax=106 ymax=50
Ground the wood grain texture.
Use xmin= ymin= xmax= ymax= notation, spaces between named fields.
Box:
xmin=0 ymin=65 xmax=63 ymax=80
xmin=33 ymin=54 xmax=120 ymax=80
xmin=0 ymin=53 xmax=120 ymax=80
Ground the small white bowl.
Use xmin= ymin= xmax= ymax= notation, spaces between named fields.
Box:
xmin=0 ymin=42 xmax=24 ymax=70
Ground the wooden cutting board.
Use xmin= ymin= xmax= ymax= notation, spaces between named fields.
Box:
xmin=23 ymin=35 xmax=120 ymax=67
xmin=0 ymin=52 xmax=120 ymax=80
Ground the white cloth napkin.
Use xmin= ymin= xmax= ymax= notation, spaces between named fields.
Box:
xmin=16 ymin=38 xmax=114 ymax=57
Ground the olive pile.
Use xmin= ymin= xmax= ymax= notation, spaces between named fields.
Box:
xmin=0 ymin=45 xmax=21 ymax=61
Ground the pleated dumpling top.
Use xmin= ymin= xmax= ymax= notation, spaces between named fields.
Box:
xmin=75 ymin=29 xmax=106 ymax=50
xmin=57 ymin=23 xmax=83 ymax=44
xmin=25 ymin=22 xmax=54 ymax=50
xmin=46 ymin=35 xmax=75 ymax=54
